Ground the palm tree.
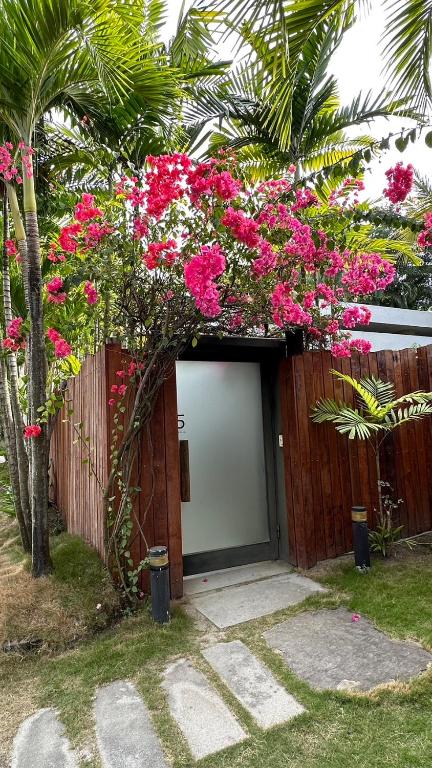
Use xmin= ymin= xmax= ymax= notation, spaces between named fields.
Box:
xmin=311 ymin=370 xmax=432 ymax=521
xmin=1 ymin=192 xmax=31 ymax=549
xmin=0 ymin=0 xmax=178 ymax=576
xmin=195 ymin=21 xmax=407 ymax=181
xmin=199 ymin=0 xmax=432 ymax=142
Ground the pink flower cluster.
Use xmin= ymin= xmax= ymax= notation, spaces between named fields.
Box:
xmin=143 ymin=240 xmax=179 ymax=270
xmin=108 ymin=362 xmax=143 ymax=407
xmin=271 ymin=283 xmax=313 ymax=328
xmin=83 ymin=281 xmax=99 ymax=305
xmin=59 ymin=223 xmax=82 ymax=254
xmin=291 ymin=188 xmax=319 ymax=212
xmin=47 ymin=276 xmax=67 ymax=304
xmin=74 ymin=193 xmax=103 ymax=223
xmin=331 ymin=338 xmax=372 ymax=357
xmin=2 ymin=316 xmax=26 ymax=352
xmin=342 ymin=253 xmax=395 ymax=295
xmin=257 ymin=179 xmax=292 ymax=199
xmin=341 ymin=305 xmax=372 ymax=329
xmin=145 ymin=154 xmax=192 ymax=218
xmin=24 ymin=424 xmax=42 ymax=439
xmin=221 ymin=207 xmax=261 ymax=247
xmin=46 ymin=327 xmax=72 ymax=358
xmin=47 ymin=243 xmax=66 ymax=263
xmin=0 ymin=143 xmax=21 ymax=183
xmin=383 ymin=162 xmax=414 ymax=204
xmin=418 ymin=211 xmax=432 ymax=248
xmin=187 ymin=162 xmax=242 ymax=203
xmin=184 ymin=244 xmax=226 ymax=317
xmin=5 ymin=239 xmax=21 ymax=263
xmin=19 ymin=143 xmax=35 ymax=180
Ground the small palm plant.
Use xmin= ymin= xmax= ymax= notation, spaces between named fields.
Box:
xmin=311 ymin=370 xmax=432 ymax=551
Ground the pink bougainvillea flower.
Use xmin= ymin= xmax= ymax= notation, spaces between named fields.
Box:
xmin=46 ymin=276 xmax=64 ymax=293
xmin=59 ymin=222 xmax=82 ymax=253
xmin=111 ymin=384 xmax=118 ymax=393
xmin=83 ymin=281 xmax=99 ymax=305
xmin=24 ymin=424 xmax=42 ymax=438
xmin=117 ymin=384 xmax=127 ymax=397
xmin=351 ymin=613 xmax=361 ymax=623
xmin=5 ymin=239 xmax=17 ymax=257
xmin=54 ymin=338 xmax=72 ymax=358
xmin=108 ymin=398 xmax=116 ymax=407
xmin=341 ymin=305 xmax=372 ymax=329
xmin=2 ymin=337 xmax=21 ymax=352
xmin=184 ymin=243 xmax=226 ymax=317
xmin=383 ymin=162 xmax=414 ymax=204
xmin=74 ymin=193 xmax=103 ymax=223
xmin=116 ymin=370 xmax=125 ymax=378
xmin=46 ymin=327 xmax=62 ymax=343
xmin=7 ymin=317 xmax=24 ymax=340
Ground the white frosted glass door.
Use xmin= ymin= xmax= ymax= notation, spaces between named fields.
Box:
xmin=176 ymin=360 xmax=269 ymax=555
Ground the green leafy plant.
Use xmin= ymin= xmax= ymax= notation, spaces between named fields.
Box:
xmin=368 ymin=481 xmax=404 ymax=557
xmin=311 ymin=371 xmax=432 ymax=545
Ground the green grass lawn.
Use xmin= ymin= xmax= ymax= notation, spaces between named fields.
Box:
xmin=1 ymin=469 xmax=431 ymax=768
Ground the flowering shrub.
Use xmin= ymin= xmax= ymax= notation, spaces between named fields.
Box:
xmin=41 ymin=152 xmax=398 ymax=367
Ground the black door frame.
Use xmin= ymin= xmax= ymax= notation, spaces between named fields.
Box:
xmin=178 ymin=336 xmax=286 ymax=576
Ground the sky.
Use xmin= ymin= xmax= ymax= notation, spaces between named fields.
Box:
xmin=163 ymin=1 xmax=431 ymax=200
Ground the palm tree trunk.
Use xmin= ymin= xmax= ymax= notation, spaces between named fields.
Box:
xmin=2 ymin=195 xmax=32 ymax=537
xmin=7 ymin=185 xmax=30 ymax=311
xmin=22 ymin=166 xmax=52 ymax=576
xmin=0 ymin=356 xmax=31 ymax=551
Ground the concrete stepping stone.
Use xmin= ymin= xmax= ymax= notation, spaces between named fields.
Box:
xmin=12 ymin=708 xmax=78 ymax=768
xmin=162 ymin=658 xmax=247 ymax=759
xmin=264 ymin=607 xmax=432 ymax=691
xmin=190 ymin=573 xmax=326 ymax=628
xmin=184 ymin=560 xmax=292 ymax=596
xmin=203 ymin=640 xmax=305 ymax=728
xmin=94 ymin=680 xmax=168 ymax=768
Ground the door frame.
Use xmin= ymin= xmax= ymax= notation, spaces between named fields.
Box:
xmin=178 ymin=336 xmax=285 ymax=576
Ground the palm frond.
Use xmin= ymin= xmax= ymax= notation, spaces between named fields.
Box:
xmin=382 ymin=0 xmax=432 ymax=113
xmin=330 ymin=369 xmax=382 ymax=415
xmin=359 ymin=375 xmax=396 ymax=406
xmin=311 ymin=399 xmax=381 ymax=440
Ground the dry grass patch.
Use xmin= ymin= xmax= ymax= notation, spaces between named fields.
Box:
xmin=0 ymin=514 xmax=121 ymax=653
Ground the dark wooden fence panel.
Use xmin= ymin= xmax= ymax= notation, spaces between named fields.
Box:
xmin=50 ymin=346 xmax=108 ymax=559
xmin=50 ymin=344 xmax=183 ymax=597
xmin=281 ymin=345 xmax=432 ymax=569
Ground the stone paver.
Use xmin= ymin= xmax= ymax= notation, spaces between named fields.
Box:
xmin=12 ymin=708 xmax=78 ymax=768
xmin=162 ymin=658 xmax=247 ymax=759
xmin=190 ymin=573 xmax=326 ymax=628
xmin=184 ymin=561 xmax=292 ymax=595
xmin=203 ymin=640 xmax=305 ymax=728
xmin=264 ymin=607 xmax=432 ymax=691
xmin=94 ymin=680 xmax=168 ymax=768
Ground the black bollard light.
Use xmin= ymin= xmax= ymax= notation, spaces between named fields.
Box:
xmin=149 ymin=545 xmax=170 ymax=624
xmin=351 ymin=506 xmax=371 ymax=570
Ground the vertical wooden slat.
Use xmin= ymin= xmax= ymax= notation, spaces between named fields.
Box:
xmin=163 ymin=370 xmax=183 ymax=598
xmin=279 ymin=358 xmax=298 ymax=566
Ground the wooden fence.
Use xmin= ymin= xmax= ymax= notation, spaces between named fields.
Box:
xmin=280 ymin=345 xmax=432 ymax=569
xmin=50 ymin=341 xmax=432 ymax=594
xmin=50 ymin=343 xmax=183 ymax=597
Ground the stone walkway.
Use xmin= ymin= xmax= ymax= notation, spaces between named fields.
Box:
xmin=10 ymin=567 xmax=432 ymax=767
